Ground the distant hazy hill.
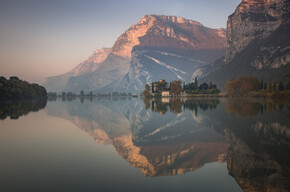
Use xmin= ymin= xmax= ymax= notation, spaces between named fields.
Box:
xmin=44 ymin=15 xmax=226 ymax=93
xmin=200 ymin=0 xmax=290 ymax=90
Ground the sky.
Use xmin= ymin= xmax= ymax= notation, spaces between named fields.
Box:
xmin=0 ymin=0 xmax=241 ymax=84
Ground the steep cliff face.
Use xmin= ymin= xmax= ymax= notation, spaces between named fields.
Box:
xmin=225 ymin=0 xmax=287 ymax=62
xmin=45 ymin=15 xmax=226 ymax=93
xmin=200 ymin=0 xmax=290 ymax=90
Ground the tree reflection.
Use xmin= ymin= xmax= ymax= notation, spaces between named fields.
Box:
xmin=225 ymin=98 xmax=289 ymax=117
xmin=0 ymin=99 xmax=47 ymax=120
xmin=144 ymin=98 xmax=220 ymax=115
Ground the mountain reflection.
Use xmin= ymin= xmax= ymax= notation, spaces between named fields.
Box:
xmin=46 ymin=98 xmax=225 ymax=177
xmin=224 ymin=98 xmax=290 ymax=192
xmin=0 ymin=99 xmax=47 ymax=120
xmin=45 ymin=98 xmax=290 ymax=191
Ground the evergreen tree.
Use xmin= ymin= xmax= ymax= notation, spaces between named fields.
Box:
xmin=286 ymin=81 xmax=290 ymax=90
xmin=260 ymin=78 xmax=264 ymax=90
xmin=194 ymin=76 xmax=198 ymax=88
xmin=278 ymin=81 xmax=284 ymax=91
xmin=264 ymin=82 xmax=267 ymax=90
xmin=209 ymin=82 xmax=213 ymax=89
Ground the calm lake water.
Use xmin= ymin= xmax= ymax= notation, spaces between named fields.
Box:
xmin=0 ymin=98 xmax=289 ymax=192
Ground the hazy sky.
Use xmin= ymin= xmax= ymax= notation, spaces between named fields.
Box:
xmin=0 ymin=0 xmax=240 ymax=84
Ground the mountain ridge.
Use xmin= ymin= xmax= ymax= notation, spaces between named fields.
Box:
xmin=45 ymin=14 xmax=226 ymax=93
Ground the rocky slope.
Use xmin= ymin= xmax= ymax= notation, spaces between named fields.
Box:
xmin=225 ymin=0 xmax=288 ymax=62
xmin=45 ymin=15 xmax=226 ymax=93
xmin=44 ymin=48 xmax=111 ymax=92
xmin=199 ymin=0 xmax=290 ymax=90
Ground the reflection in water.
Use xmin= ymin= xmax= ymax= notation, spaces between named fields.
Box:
xmin=144 ymin=98 xmax=220 ymax=115
xmin=0 ymin=99 xmax=47 ymax=120
xmin=44 ymin=97 xmax=290 ymax=191
xmin=225 ymin=98 xmax=290 ymax=117
xmin=46 ymin=98 xmax=226 ymax=177
xmin=224 ymin=99 xmax=290 ymax=192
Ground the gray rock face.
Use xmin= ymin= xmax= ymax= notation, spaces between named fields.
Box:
xmin=101 ymin=48 xmax=225 ymax=93
xmin=200 ymin=0 xmax=290 ymax=90
xmin=225 ymin=0 xmax=288 ymax=63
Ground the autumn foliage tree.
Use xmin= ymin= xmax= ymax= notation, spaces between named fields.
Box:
xmin=225 ymin=76 xmax=260 ymax=96
xmin=143 ymin=84 xmax=151 ymax=97
xmin=170 ymin=80 xmax=182 ymax=96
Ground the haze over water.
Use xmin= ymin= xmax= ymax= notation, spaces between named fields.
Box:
xmin=0 ymin=98 xmax=289 ymax=192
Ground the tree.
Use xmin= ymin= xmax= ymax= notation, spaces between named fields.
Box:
xmin=278 ymin=81 xmax=284 ymax=91
xmin=226 ymin=76 xmax=259 ymax=96
xmin=267 ymin=82 xmax=274 ymax=92
xmin=286 ymin=81 xmax=290 ymax=90
xmin=0 ymin=76 xmax=47 ymax=100
xmin=80 ymin=90 xmax=84 ymax=96
xmin=225 ymin=77 xmax=239 ymax=96
xmin=240 ymin=77 xmax=259 ymax=96
xmin=199 ymin=82 xmax=209 ymax=90
xmin=260 ymin=78 xmax=264 ymax=90
xmin=194 ymin=76 xmax=198 ymax=88
xmin=143 ymin=84 xmax=151 ymax=97
xmin=209 ymin=82 xmax=213 ymax=89
xmin=170 ymin=80 xmax=182 ymax=96
xmin=273 ymin=83 xmax=277 ymax=91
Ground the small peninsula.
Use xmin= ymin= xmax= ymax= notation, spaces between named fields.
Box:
xmin=0 ymin=76 xmax=47 ymax=100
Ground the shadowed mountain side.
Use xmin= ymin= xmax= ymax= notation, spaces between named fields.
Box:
xmin=200 ymin=0 xmax=290 ymax=90
xmin=201 ymin=23 xmax=290 ymax=90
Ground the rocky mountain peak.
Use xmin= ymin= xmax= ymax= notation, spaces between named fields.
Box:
xmin=142 ymin=14 xmax=203 ymax=25
xmin=112 ymin=14 xmax=225 ymax=58
xmin=88 ymin=48 xmax=112 ymax=66
xmin=111 ymin=15 xmax=156 ymax=58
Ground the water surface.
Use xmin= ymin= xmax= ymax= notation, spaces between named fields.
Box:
xmin=0 ymin=98 xmax=289 ymax=192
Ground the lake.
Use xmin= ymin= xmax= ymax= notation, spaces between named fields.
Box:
xmin=0 ymin=97 xmax=289 ymax=192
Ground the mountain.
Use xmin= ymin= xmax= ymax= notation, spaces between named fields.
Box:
xmin=44 ymin=15 xmax=226 ymax=93
xmin=199 ymin=0 xmax=290 ymax=90
xmin=44 ymin=48 xmax=111 ymax=92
